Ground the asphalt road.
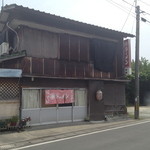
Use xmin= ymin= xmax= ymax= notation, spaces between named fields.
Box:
xmin=14 ymin=121 xmax=150 ymax=150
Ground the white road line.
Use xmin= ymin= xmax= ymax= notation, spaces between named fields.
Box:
xmin=12 ymin=120 xmax=150 ymax=150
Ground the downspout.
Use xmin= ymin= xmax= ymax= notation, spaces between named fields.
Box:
xmin=87 ymin=81 xmax=90 ymax=121
xmin=19 ymin=80 xmax=22 ymax=121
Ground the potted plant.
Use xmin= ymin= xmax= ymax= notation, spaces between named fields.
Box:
xmin=10 ymin=116 xmax=19 ymax=127
xmin=0 ymin=120 xmax=6 ymax=129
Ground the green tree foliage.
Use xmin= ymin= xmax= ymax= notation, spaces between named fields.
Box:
xmin=126 ymin=57 xmax=150 ymax=105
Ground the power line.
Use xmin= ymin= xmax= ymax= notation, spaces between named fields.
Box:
xmin=139 ymin=0 xmax=150 ymax=7
xmin=121 ymin=0 xmax=135 ymax=31
xmin=122 ymin=0 xmax=135 ymax=7
xmin=106 ymin=0 xmax=136 ymax=17
xmin=131 ymin=17 xmax=135 ymax=34
xmin=143 ymin=11 xmax=150 ymax=16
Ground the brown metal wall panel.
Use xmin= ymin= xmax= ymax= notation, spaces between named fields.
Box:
xmin=66 ymin=62 xmax=75 ymax=77
xmin=55 ymin=60 xmax=66 ymax=77
xmin=21 ymin=28 xmax=42 ymax=57
xmin=76 ymin=63 xmax=84 ymax=77
xmin=84 ymin=63 xmax=92 ymax=78
xmin=104 ymin=83 xmax=115 ymax=105
xmin=20 ymin=57 xmax=31 ymax=74
xmin=80 ymin=37 xmax=89 ymax=62
xmin=22 ymin=78 xmax=87 ymax=89
xmin=19 ymin=27 xmax=59 ymax=59
xmin=60 ymin=34 xmax=69 ymax=60
xmin=88 ymin=81 xmax=104 ymax=121
xmin=70 ymin=36 xmax=79 ymax=61
xmin=94 ymin=69 xmax=102 ymax=78
xmin=32 ymin=57 xmax=43 ymax=75
xmin=102 ymin=72 xmax=109 ymax=78
xmin=41 ymin=31 xmax=59 ymax=58
xmin=59 ymin=61 xmax=66 ymax=77
xmin=110 ymin=72 xmax=115 ymax=78
xmin=44 ymin=58 xmax=54 ymax=76
xmin=103 ymin=82 xmax=125 ymax=105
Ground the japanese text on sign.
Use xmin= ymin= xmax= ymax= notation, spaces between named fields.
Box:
xmin=45 ymin=90 xmax=74 ymax=105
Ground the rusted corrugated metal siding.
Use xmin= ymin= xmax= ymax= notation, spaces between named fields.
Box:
xmin=70 ymin=36 xmax=79 ymax=61
xmin=32 ymin=57 xmax=43 ymax=75
xmin=19 ymin=27 xmax=59 ymax=59
xmin=1 ymin=26 xmax=124 ymax=80
xmin=1 ymin=57 xmax=117 ymax=79
xmin=44 ymin=58 xmax=54 ymax=76
xmin=60 ymin=34 xmax=70 ymax=60
xmin=20 ymin=57 xmax=31 ymax=74
xmin=80 ymin=37 xmax=89 ymax=62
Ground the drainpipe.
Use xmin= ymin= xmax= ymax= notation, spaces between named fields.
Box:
xmin=19 ymin=79 xmax=22 ymax=121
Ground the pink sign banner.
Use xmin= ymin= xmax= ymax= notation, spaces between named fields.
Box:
xmin=45 ymin=90 xmax=74 ymax=105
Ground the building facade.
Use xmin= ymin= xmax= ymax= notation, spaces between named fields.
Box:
xmin=0 ymin=4 xmax=133 ymax=125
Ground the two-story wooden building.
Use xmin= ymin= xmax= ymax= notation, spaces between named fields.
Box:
xmin=0 ymin=4 xmax=134 ymax=125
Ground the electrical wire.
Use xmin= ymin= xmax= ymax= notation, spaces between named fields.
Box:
xmin=139 ymin=0 xmax=150 ymax=7
xmin=121 ymin=0 xmax=135 ymax=31
xmin=6 ymin=22 xmax=20 ymax=51
xmin=106 ymin=0 xmax=136 ymax=18
xmin=131 ymin=17 xmax=135 ymax=34
xmin=122 ymin=0 xmax=135 ymax=7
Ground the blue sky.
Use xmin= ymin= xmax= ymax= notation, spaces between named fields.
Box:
xmin=2 ymin=0 xmax=150 ymax=60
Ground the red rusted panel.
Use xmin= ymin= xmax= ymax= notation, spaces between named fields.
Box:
xmin=70 ymin=35 xmax=79 ymax=61
xmin=59 ymin=61 xmax=66 ymax=77
xmin=76 ymin=63 xmax=84 ymax=77
xmin=20 ymin=57 xmax=31 ymax=74
xmin=94 ymin=69 xmax=102 ymax=78
xmin=60 ymin=34 xmax=69 ymax=60
xmin=44 ymin=58 xmax=54 ymax=76
xmin=80 ymin=37 xmax=89 ymax=62
xmin=84 ymin=63 xmax=91 ymax=78
xmin=32 ymin=57 xmax=43 ymax=75
xmin=66 ymin=61 xmax=75 ymax=77
xmin=102 ymin=72 xmax=109 ymax=78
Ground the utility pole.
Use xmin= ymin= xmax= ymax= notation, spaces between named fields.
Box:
xmin=134 ymin=5 xmax=140 ymax=119
xmin=1 ymin=0 xmax=4 ymax=10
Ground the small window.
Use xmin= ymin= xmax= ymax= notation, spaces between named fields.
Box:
xmin=22 ymin=89 xmax=40 ymax=109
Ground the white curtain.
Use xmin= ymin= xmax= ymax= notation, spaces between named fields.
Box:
xmin=22 ymin=89 xmax=40 ymax=109
xmin=75 ymin=89 xmax=87 ymax=106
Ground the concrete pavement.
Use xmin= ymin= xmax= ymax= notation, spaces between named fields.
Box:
xmin=0 ymin=118 xmax=141 ymax=150
xmin=1 ymin=106 xmax=150 ymax=150
xmin=21 ymin=120 xmax=150 ymax=150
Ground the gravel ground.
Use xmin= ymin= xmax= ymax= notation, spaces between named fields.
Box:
xmin=127 ymin=106 xmax=150 ymax=118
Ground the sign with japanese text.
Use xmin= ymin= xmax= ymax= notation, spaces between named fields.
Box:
xmin=123 ymin=39 xmax=132 ymax=75
xmin=123 ymin=39 xmax=131 ymax=68
xmin=45 ymin=90 xmax=74 ymax=105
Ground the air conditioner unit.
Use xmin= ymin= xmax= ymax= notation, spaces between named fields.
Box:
xmin=0 ymin=42 xmax=9 ymax=56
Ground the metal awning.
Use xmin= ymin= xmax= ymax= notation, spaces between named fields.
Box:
xmin=0 ymin=69 xmax=22 ymax=77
